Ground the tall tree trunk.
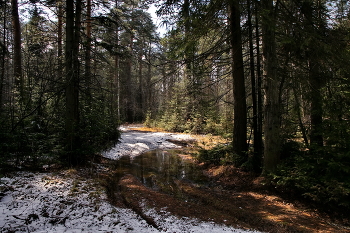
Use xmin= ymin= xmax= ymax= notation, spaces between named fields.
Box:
xmin=303 ymin=0 xmax=324 ymax=148
xmin=255 ymin=0 xmax=263 ymax=165
xmin=292 ymin=83 xmax=309 ymax=146
xmin=65 ymin=0 xmax=81 ymax=165
xmin=125 ymin=31 xmax=133 ymax=122
xmin=229 ymin=0 xmax=247 ymax=162
xmin=114 ymin=45 xmax=120 ymax=121
xmin=309 ymin=60 xmax=323 ymax=147
xmin=57 ymin=0 xmax=63 ymax=80
xmin=146 ymin=41 xmax=152 ymax=112
xmin=261 ymin=0 xmax=281 ymax=173
xmin=74 ymin=0 xmax=82 ymax=71
xmin=182 ymin=0 xmax=195 ymax=117
xmin=113 ymin=41 xmax=120 ymax=121
xmin=248 ymin=0 xmax=261 ymax=172
xmin=138 ymin=49 xmax=143 ymax=120
xmin=114 ymin=0 xmax=120 ymax=121
xmin=0 ymin=3 xmax=6 ymax=111
xmin=11 ymin=0 xmax=23 ymax=99
xmin=85 ymin=0 xmax=92 ymax=100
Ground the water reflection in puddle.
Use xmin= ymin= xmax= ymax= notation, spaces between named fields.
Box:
xmin=112 ymin=149 xmax=208 ymax=196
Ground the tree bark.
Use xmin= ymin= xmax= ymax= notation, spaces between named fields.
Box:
xmin=85 ymin=0 xmax=92 ymax=99
xmin=113 ymin=0 xmax=120 ymax=121
xmin=255 ymin=0 xmax=263 ymax=167
xmin=11 ymin=0 xmax=23 ymax=99
xmin=292 ymin=83 xmax=309 ymax=146
xmin=138 ymin=49 xmax=143 ymax=119
xmin=229 ymin=0 xmax=247 ymax=161
xmin=65 ymin=0 xmax=81 ymax=165
xmin=0 ymin=3 xmax=6 ymax=111
xmin=261 ymin=0 xmax=281 ymax=173
xmin=309 ymin=61 xmax=323 ymax=147
xmin=248 ymin=0 xmax=262 ymax=172
xmin=125 ymin=31 xmax=133 ymax=122
xmin=146 ymin=41 xmax=152 ymax=112
xmin=303 ymin=0 xmax=324 ymax=148
xmin=57 ymin=0 xmax=63 ymax=79
xmin=113 ymin=36 xmax=120 ymax=121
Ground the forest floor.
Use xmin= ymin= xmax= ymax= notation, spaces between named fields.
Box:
xmin=0 ymin=125 xmax=349 ymax=233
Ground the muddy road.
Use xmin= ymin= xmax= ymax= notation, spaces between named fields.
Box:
xmin=102 ymin=125 xmax=348 ymax=233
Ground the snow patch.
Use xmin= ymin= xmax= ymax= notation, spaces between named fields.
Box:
xmin=0 ymin=172 xmax=158 ymax=233
xmin=102 ymin=128 xmax=193 ymax=160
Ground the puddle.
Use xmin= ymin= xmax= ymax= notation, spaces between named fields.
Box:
xmin=111 ymin=149 xmax=209 ymax=198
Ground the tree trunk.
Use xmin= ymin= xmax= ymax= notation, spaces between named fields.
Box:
xmin=113 ymin=40 xmax=120 ymax=121
xmin=0 ymin=3 xmax=6 ymax=111
xmin=182 ymin=0 xmax=196 ymax=119
xmin=248 ymin=0 xmax=261 ymax=172
xmin=229 ymin=0 xmax=247 ymax=162
xmin=65 ymin=0 xmax=81 ymax=165
xmin=261 ymin=0 xmax=281 ymax=173
xmin=146 ymin=41 xmax=152 ymax=112
xmin=255 ymin=0 xmax=263 ymax=167
xmin=57 ymin=0 xmax=63 ymax=79
xmin=303 ymin=0 xmax=324 ymax=148
xmin=85 ymin=0 xmax=92 ymax=99
xmin=138 ymin=49 xmax=143 ymax=119
xmin=111 ymin=0 xmax=120 ymax=121
xmin=125 ymin=31 xmax=133 ymax=122
xmin=11 ymin=0 xmax=23 ymax=99
xmin=292 ymin=83 xmax=309 ymax=146
xmin=309 ymin=61 xmax=323 ymax=147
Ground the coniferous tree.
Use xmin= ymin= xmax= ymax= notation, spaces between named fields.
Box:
xmin=64 ymin=0 xmax=81 ymax=165
xmin=0 ymin=0 xmax=8 ymax=112
xmin=261 ymin=0 xmax=281 ymax=173
xmin=229 ymin=0 xmax=247 ymax=162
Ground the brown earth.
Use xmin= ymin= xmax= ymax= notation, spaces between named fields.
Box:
xmin=104 ymin=166 xmax=348 ymax=233
xmin=100 ymin=126 xmax=350 ymax=233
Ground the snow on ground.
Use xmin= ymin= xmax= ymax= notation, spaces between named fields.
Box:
xmin=102 ymin=125 xmax=194 ymax=160
xmin=0 ymin=171 xmax=158 ymax=233
xmin=0 ymin=126 xmax=261 ymax=232
xmin=0 ymin=171 xmax=260 ymax=233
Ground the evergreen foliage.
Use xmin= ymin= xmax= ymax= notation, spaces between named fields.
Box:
xmin=272 ymin=144 xmax=350 ymax=214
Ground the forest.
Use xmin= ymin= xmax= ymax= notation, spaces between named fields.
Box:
xmin=1 ymin=0 xmax=350 ymax=221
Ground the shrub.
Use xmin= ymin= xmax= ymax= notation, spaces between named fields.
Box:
xmin=270 ymin=147 xmax=350 ymax=215
xmin=197 ymin=144 xmax=240 ymax=166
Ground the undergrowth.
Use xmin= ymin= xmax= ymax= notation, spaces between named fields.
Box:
xmin=197 ymin=140 xmax=350 ymax=219
xmin=268 ymin=142 xmax=350 ymax=217
xmin=196 ymin=144 xmax=244 ymax=166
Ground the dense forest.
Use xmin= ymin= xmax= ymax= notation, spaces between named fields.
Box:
xmin=1 ymin=0 xmax=350 ymax=215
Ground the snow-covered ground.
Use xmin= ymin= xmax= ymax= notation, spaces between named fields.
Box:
xmin=102 ymin=125 xmax=194 ymax=160
xmin=0 ymin=126 xmax=261 ymax=233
